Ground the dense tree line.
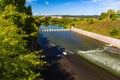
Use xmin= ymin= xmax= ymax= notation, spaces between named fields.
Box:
xmin=35 ymin=16 xmax=77 ymax=28
xmin=99 ymin=9 xmax=120 ymax=20
xmin=0 ymin=0 xmax=46 ymax=79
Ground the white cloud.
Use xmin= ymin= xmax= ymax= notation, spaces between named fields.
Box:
xmin=26 ymin=0 xmax=37 ymax=2
xmin=92 ymin=0 xmax=103 ymax=3
xmin=45 ymin=1 xmax=49 ymax=5
xmin=101 ymin=0 xmax=120 ymax=11
xmin=109 ymin=1 xmax=120 ymax=6
xmin=33 ymin=12 xmax=40 ymax=15
xmin=63 ymin=2 xmax=72 ymax=6
xmin=92 ymin=0 xmax=97 ymax=2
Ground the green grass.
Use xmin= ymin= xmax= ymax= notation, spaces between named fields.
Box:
xmin=76 ymin=19 xmax=120 ymax=39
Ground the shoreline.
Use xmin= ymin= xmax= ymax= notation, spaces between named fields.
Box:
xmin=71 ymin=27 xmax=120 ymax=49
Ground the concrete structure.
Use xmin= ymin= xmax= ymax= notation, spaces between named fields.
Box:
xmin=40 ymin=28 xmax=70 ymax=32
xmin=71 ymin=27 xmax=120 ymax=49
xmin=50 ymin=16 xmax=62 ymax=19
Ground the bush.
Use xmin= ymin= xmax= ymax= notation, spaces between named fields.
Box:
xmin=109 ymin=29 xmax=119 ymax=36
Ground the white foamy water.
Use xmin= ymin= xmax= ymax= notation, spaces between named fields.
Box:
xmin=78 ymin=48 xmax=120 ymax=74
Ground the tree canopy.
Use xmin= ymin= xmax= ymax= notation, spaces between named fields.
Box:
xmin=99 ymin=9 xmax=119 ymax=20
xmin=0 ymin=0 xmax=46 ymax=80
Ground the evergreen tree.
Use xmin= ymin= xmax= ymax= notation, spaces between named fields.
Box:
xmin=26 ymin=5 xmax=32 ymax=15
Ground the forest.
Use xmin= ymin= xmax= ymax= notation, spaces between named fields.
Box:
xmin=0 ymin=0 xmax=46 ymax=80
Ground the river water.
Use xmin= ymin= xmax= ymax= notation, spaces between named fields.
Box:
xmin=39 ymin=25 xmax=105 ymax=52
xmin=38 ymin=25 xmax=120 ymax=77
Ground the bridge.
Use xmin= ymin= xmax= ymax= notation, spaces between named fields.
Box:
xmin=39 ymin=28 xmax=71 ymax=32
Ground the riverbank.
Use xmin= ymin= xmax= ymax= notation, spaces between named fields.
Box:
xmin=71 ymin=27 xmax=120 ymax=49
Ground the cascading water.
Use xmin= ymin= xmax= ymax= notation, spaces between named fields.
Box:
xmin=78 ymin=47 xmax=120 ymax=76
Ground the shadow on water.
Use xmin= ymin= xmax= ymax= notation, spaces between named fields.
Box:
xmin=38 ymin=33 xmax=74 ymax=80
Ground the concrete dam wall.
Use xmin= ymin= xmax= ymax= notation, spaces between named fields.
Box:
xmin=71 ymin=27 xmax=120 ymax=49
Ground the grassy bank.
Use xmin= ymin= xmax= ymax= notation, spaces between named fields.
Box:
xmin=76 ymin=19 xmax=120 ymax=39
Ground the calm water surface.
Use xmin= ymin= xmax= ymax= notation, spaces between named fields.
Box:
xmin=39 ymin=25 xmax=105 ymax=53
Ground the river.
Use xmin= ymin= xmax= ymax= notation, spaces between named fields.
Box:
xmin=39 ymin=25 xmax=105 ymax=51
xmin=38 ymin=25 xmax=120 ymax=80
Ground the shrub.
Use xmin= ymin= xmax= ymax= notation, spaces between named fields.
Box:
xmin=109 ymin=29 xmax=119 ymax=36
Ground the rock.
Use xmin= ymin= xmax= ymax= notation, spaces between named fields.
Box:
xmin=63 ymin=51 xmax=67 ymax=55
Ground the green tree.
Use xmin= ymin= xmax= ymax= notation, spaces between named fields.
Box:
xmin=0 ymin=0 xmax=26 ymax=12
xmin=99 ymin=10 xmax=118 ymax=20
xmin=0 ymin=17 xmax=46 ymax=80
xmin=107 ymin=9 xmax=118 ymax=19
xmin=99 ymin=12 xmax=108 ymax=20
xmin=40 ymin=16 xmax=51 ymax=26
xmin=117 ymin=10 xmax=120 ymax=14
xmin=25 ymin=5 xmax=32 ymax=15
xmin=117 ymin=10 xmax=120 ymax=18
xmin=0 ymin=0 xmax=46 ymax=80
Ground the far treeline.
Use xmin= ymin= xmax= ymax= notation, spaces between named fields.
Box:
xmin=35 ymin=9 xmax=120 ymax=39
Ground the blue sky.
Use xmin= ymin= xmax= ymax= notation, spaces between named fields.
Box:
xmin=26 ymin=0 xmax=120 ymax=15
